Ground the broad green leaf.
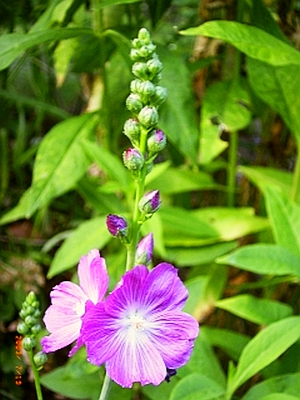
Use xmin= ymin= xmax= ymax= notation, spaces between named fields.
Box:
xmin=166 ymin=241 xmax=237 ymax=267
xmin=217 ymin=244 xmax=300 ymax=278
xmin=170 ymin=373 xmax=225 ymax=400
xmin=159 ymin=49 xmax=198 ymax=164
xmin=179 ymin=334 xmax=226 ymax=387
xmin=247 ymin=58 xmax=300 ymax=143
xmin=0 ymin=28 xmax=92 ymax=71
xmin=260 ymin=395 xmax=300 ymax=400
xmin=201 ymin=327 xmax=250 ymax=361
xmin=199 ymin=79 xmax=251 ymax=164
xmin=184 ymin=265 xmax=227 ymax=321
xmin=47 ymin=216 xmax=111 ymax=278
xmin=240 ymin=166 xmax=293 ymax=194
xmin=163 ymin=207 xmax=268 ymax=247
xmin=180 ymin=21 xmax=300 ymax=66
xmin=81 ymin=138 xmax=131 ymax=191
xmin=0 ymin=114 xmax=95 ymax=225
xmin=216 ymin=294 xmax=292 ymax=325
xmin=142 ymin=377 xmax=179 ymax=400
xmin=242 ymin=373 xmax=300 ymax=400
xmin=146 ymin=166 xmax=219 ymax=194
xmin=264 ymin=186 xmax=300 ymax=257
xmin=228 ymin=316 xmax=300 ymax=396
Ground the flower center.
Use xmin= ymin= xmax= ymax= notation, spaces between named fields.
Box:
xmin=126 ymin=312 xmax=145 ymax=331
xmin=73 ymin=300 xmax=85 ymax=317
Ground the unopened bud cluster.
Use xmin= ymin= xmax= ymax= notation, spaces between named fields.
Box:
xmin=123 ymin=28 xmax=167 ymax=171
xmin=17 ymin=292 xmax=47 ymax=367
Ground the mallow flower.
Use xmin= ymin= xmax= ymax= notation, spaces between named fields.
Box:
xmin=41 ymin=249 xmax=108 ymax=356
xmin=81 ymin=263 xmax=199 ymax=388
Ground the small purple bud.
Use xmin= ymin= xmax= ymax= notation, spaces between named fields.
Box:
xmin=138 ymin=106 xmax=159 ymax=128
xmin=147 ymin=129 xmax=166 ymax=153
xmin=139 ymin=190 xmax=161 ymax=215
xmin=106 ymin=214 xmax=128 ymax=237
xmin=123 ymin=148 xmax=144 ymax=171
xmin=135 ymin=233 xmax=154 ymax=266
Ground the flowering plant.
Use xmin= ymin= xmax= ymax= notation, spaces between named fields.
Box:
xmin=35 ymin=28 xmax=199 ymax=400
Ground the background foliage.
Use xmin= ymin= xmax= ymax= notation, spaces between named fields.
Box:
xmin=1 ymin=0 xmax=300 ymax=399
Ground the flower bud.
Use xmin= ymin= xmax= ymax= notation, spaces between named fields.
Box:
xmin=130 ymin=48 xmax=141 ymax=62
xmin=33 ymin=351 xmax=48 ymax=369
xmin=31 ymin=323 xmax=42 ymax=335
xmin=106 ymin=214 xmax=128 ymax=237
xmin=17 ymin=321 xmax=29 ymax=335
xmin=135 ymin=233 xmax=154 ymax=266
xmin=130 ymin=79 xmax=143 ymax=94
xmin=147 ymin=57 xmax=163 ymax=79
xmin=138 ymin=28 xmax=151 ymax=45
xmin=25 ymin=315 xmax=36 ymax=327
xmin=123 ymin=118 xmax=141 ymax=143
xmin=152 ymin=86 xmax=167 ymax=106
xmin=138 ymin=106 xmax=158 ymax=129
xmin=19 ymin=309 xmax=27 ymax=319
xmin=139 ymin=44 xmax=156 ymax=58
xmin=139 ymin=190 xmax=161 ymax=215
xmin=123 ymin=148 xmax=144 ymax=171
xmin=147 ymin=129 xmax=166 ymax=154
xmin=26 ymin=291 xmax=37 ymax=306
xmin=22 ymin=336 xmax=36 ymax=351
xmin=132 ymin=38 xmax=142 ymax=49
xmin=126 ymin=93 xmax=143 ymax=114
xmin=132 ymin=62 xmax=149 ymax=80
xmin=139 ymin=80 xmax=156 ymax=99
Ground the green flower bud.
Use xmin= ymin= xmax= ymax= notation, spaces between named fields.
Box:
xmin=25 ymin=315 xmax=36 ymax=327
xmin=147 ymin=57 xmax=163 ymax=79
xmin=139 ymin=80 xmax=156 ymax=99
xmin=33 ymin=309 xmax=41 ymax=318
xmin=132 ymin=62 xmax=149 ymax=80
xmin=123 ymin=148 xmax=144 ymax=171
xmin=17 ymin=321 xmax=29 ymax=335
xmin=22 ymin=336 xmax=36 ymax=351
xmin=147 ymin=129 xmax=166 ymax=153
xmin=138 ymin=28 xmax=151 ymax=45
xmin=138 ymin=106 xmax=159 ymax=128
xmin=19 ymin=309 xmax=27 ymax=319
xmin=33 ymin=352 xmax=48 ymax=369
xmin=123 ymin=118 xmax=141 ymax=142
xmin=130 ymin=79 xmax=143 ymax=94
xmin=130 ymin=48 xmax=141 ymax=62
xmin=139 ymin=44 xmax=156 ymax=58
xmin=132 ymin=38 xmax=143 ymax=49
xmin=126 ymin=93 xmax=143 ymax=114
xmin=152 ymin=86 xmax=167 ymax=106
xmin=25 ymin=305 xmax=35 ymax=316
xmin=26 ymin=291 xmax=37 ymax=306
xmin=31 ymin=323 xmax=42 ymax=335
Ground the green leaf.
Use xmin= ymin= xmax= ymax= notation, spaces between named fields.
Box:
xmin=97 ymin=0 xmax=141 ymax=7
xmin=81 ymin=138 xmax=131 ymax=191
xmin=1 ymin=114 xmax=95 ymax=225
xmin=201 ymin=326 xmax=250 ymax=361
xmin=166 ymin=241 xmax=237 ymax=267
xmin=217 ymin=244 xmax=300 ymax=278
xmin=179 ymin=328 xmax=226 ymax=387
xmin=146 ymin=166 xmax=219 ymax=194
xmin=0 ymin=28 xmax=92 ymax=71
xmin=47 ymin=216 xmax=111 ymax=278
xmin=159 ymin=49 xmax=198 ymax=164
xmin=240 ymin=166 xmax=293 ymax=194
xmin=180 ymin=21 xmax=300 ymax=66
xmin=242 ymin=373 xmax=300 ymax=400
xmin=170 ymin=373 xmax=225 ymax=400
xmin=247 ymin=58 xmax=300 ymax=141
xmin=199 ymin=79 xmax=251 ymax=164
xmin=260 ymin=395 xmax=300 ymax=400
xmin=228 ymin=316 xmax=300 ymax=396
xmin=264 ymin=186 xmax=300 ymax=257
xmin=216 ymin=294 xmax=293 ymax=325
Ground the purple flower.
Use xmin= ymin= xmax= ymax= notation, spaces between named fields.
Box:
xmin=135 ymin=233 xmax=153 ymax=266
xmin=106 ymin=214 xmax=128 ymax=237
xmin=41 ymin=249 xmax=108 ymax=356
xmin=81 ymin=263 xmax=199 ymax=388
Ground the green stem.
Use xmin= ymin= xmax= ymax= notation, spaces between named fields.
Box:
xmin=28 ymin=350 xmax=43 ymax=400
xmin=98 ymin=373 xmax=112 ymax=400
xmin=290 ymin=144 xmax=300 ymax=203
xmin=125 ymin=128 xmax=148 ymax=271
xmin=227 ymin=129 xmax=238 ymax=207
